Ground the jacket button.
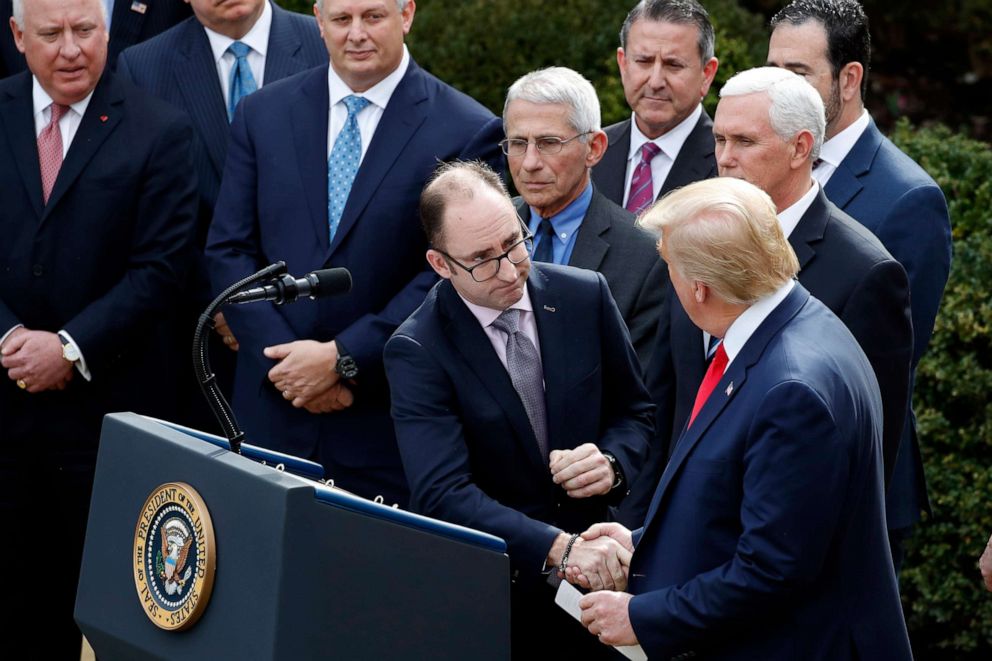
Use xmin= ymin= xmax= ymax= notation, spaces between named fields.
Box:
xmin=32 ymin=264 xmax=44 ymax=276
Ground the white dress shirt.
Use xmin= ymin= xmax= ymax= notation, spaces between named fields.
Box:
xmin=326 ymin=45 xmax=410 ymax=161
xmin=623 ymin=103 xmax=703 ymax=208
xmin=203 ymin=0 xmax=272 ymax=109
xmin=812 ymin=109 xmax=871 ymax=186
xmin=721 ymin=280 xmax=796 ymax=367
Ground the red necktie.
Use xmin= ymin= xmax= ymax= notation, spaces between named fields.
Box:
xmin=688 ymin=342 xmax=728 ymax=428
xmin=38 ymin=103 xmax=69 ymax=205
xmin=625 ymin=142 xmax=662 ymax=214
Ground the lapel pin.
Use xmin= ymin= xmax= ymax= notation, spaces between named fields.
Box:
xmin=725 ymin=381 xmax=734 ymax=396
xmin=100 ymin=115 xmax=108 ymax=122
xmin=543 ymin=305 xmax=556 ymax=313
xmin=131 ymin=1 xmax=148 ymax=14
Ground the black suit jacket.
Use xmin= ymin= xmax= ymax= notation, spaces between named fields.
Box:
xmin=514 ymin=188 xmax=667 ymax=367
xmin=622 ymin=188 xmax=914 ymax=527
xmin=1 ymin=0 xmax=191 ymax=77
xmin=592 ymin=108 xmax=716 ymax=206
xmin=0 ymin=70 xmax=197 ymax=447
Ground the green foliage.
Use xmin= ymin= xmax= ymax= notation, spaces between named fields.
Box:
xmin=891 ymin=118 xmax=992 ymax=657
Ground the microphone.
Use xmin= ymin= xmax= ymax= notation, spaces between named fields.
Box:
xmin=227 ymin=268 xmax=352 ymax=305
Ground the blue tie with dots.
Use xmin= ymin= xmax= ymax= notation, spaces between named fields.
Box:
xmin=227 ymin=41 xmax=257 ymax=121
xmin=327 ymin=95 xmax=370 ymax=240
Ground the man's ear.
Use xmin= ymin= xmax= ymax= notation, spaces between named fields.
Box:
xmin=426 ymin=249 xmax=452 ymax=279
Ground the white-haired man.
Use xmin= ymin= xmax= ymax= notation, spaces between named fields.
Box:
xmin=503 ymin=66 xmax=666 ymax=366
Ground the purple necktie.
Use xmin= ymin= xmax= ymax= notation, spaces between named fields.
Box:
xmin=38 ymin=103 xmax=68 ymax=205
xmin=625 ymin=142 xmax=662 ymax=215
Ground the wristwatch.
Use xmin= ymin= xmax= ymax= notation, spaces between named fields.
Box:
xmin=59 ymin=334 xmax=80 ymax=364
xmin=602 ymin=452 xmax=624 ymax=491
xmin=335 ymin=353 xmax=359 ymax=379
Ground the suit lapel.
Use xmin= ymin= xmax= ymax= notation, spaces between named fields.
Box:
xmin=175 ymin=20 xmax=228 ymax=177
xmin=597 ymin=120 xmax=631 ymax=204
xmin=639 ymin=285 xmax=811 ymax=534
xmin=263 ymin=5 xmax=304 ymax=84
xmin=0 ymin=73 xmax=44 ymax=219
xmin=787 ymin=188 xmax=830 ymax=270
xmin=42 ymin=74 xmax=124 ymax=222
xmin=528 ymin=265 xmax=570 ymax=452
xmin=326 ymin=60 xmax=429 ymax=260
xmin=291 ymin=66 xmax=332 ymax=255
xmin=659 ymin=110 xmax=715 ymax=197
xmin=567 ymin=188 xmax=611 ymax=271
xmin=823 ymin=118 xmax=882 ymax=210
xmin=438 ymin=280 xmax=546 ymax=467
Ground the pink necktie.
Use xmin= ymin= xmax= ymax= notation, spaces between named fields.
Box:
xmin=688 ymin=342 xmax=728 ymax=428
xmin=38 ymin=103 xmax=69 ymax=205
xmin=625 ymin=142 xmax=662 ymax=214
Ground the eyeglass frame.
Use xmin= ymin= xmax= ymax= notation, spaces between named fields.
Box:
xmin=434 ymin=220 xmax=535 ymax=283
xmin=498 ymin=131 xmax=594 ymax=157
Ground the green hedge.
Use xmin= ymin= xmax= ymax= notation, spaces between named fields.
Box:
xmin=892 ymin=118 xmax=992 ymax=658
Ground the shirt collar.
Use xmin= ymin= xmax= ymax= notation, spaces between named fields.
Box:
xmin=327 ymin=45 xmax=410 ymax=110
xmin=818 ymin=108 xmax=870 ymax=169
xmin=528 ymin=180 xmax=593 ymax=236
xmin=721 ymin=279 xmax=796 ymax=366
xmin=627 ymin=103 xmax=702 ymax=162
xmin=32 ymin=76 xmax=93 ymax=120
xmin=204 ymin=0 xmax=272 ymax=63
xmin=459 ymin=284 xmax=535 ymax=329
xmin=777 ymin=179 xmax=820 ymax=239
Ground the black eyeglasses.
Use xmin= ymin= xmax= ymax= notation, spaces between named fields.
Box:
xmin=498 ymin=132 xmax=593 ymax=157
xmin=437 ymin=227 xmax=534 ymax=283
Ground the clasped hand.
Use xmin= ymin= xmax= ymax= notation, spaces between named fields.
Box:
xmin=264 ymin=340 xmax=353 ymax=413
xmin=1 ymin=328 xmax=73 ymax=392
xmin=549 ymin=443 xmax=615 ymax=498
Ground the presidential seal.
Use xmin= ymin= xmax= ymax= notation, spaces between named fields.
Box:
xmin=133 ymin=482 xmax=216 ymax=630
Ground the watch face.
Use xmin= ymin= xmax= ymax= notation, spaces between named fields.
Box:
xmin=63 ymin=343 xmax=80 ymax=363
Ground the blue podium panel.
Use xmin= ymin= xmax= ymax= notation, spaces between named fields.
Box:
xmin=76 ymin=413 xmax=510 ymax=660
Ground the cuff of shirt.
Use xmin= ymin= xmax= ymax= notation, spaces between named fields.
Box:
xmin=1 ymin=324 xmax=24 ymax=349
xmin=58 ymin=330 xmax=92 ymax=381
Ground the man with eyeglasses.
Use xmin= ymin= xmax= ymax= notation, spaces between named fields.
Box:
xmin=384 ymin=161 xmax=653 ymax=657
xmin=503 ymin=67 xmax=667 ymax=368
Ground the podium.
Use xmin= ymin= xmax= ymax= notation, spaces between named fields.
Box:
xmin=75 ymin=413 xmax=510 ymax=660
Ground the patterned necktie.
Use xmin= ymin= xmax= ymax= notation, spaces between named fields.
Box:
xmin=227 ymin=41 xmax=258 ymax=121
xmin=625 ymin=142 xmax=662 ymax=214
xmin=491 ymin=308 xmax=549 ymax=458
xmin=688 ymin=342 xmax=728 ymax=428
xmin=38 ymin=103 xmax=69 ymax=205
xmin=532 ymin=217 xmax=556 ymax=263
xmin=327 ymin=95 xmax=371 ymax=241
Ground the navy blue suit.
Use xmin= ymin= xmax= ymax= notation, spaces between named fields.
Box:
xmin=0 ymin=70 xmax=197 ymax=656
xmin=624 ymin=189 xmax=912 ymax=527
xmin=627 ymin=284 xmax=911 ymax=660
xmin=206 ymin=61 xmax=503 ymax=503
xmin=823 ymin=117 xmax=953 ymax=533
xmin=384 ymin=263 xmax=652 ymax=657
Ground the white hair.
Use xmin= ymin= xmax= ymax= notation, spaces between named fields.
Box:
xmin=315 ymin=0 xmax=408 ymax=13
xmin=12 ymin=0 xmax=108 ymax=28
xmin=720 ymin=66 xmax=825 ymax=160
xmin=503 ymin=66 xmax=602 ymax=134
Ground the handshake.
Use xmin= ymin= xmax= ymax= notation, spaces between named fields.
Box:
xmin=552 ymin=522 xmax=634 ymax=592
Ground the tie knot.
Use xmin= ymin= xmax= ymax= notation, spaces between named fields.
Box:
xmin=343 ymin=94 xmax=371 ymax=117
xmin=491 ymin=308 xmax=521 ymax=336
xmin=539 ymin=217 xmax=555 ymax=238
xmin=49 ymin=103 xmax=69 ymax=124
xmin=640 ymin=141 xmax=662 ymax=163
xmin=228 ymin=41 xmax=252 ymax=59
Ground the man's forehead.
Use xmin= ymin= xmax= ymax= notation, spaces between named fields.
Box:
xmin=24 ymin=0 xmax=104 ymax=21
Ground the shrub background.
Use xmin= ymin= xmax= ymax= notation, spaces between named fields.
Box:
xmin=282 ymin=1 xmax=992 ymax=655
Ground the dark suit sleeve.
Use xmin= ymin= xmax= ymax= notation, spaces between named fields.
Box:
xmin=628 ymin=381 xmax=855 ymax=658
xmin=333 ymin=116 xmax=506 ymax=375
xmin=874 ymin=185 xmax=951 ymax=365
xmin=61 ymin=117 xmax=197 ymax=373
xmin=384 ymin=333 xmax=563 ymax=574
xmin=626 ymin=256 xmax=667 ymax=369
xmin=836 ymin=258 xmax=912 ymax=485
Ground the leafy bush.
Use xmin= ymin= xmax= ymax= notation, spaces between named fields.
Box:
xmin=891 ymin=119 xmax=992 ymax=658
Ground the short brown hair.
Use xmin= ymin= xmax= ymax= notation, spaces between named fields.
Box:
xmin=419 ymin=161 xmax=509 ymax=250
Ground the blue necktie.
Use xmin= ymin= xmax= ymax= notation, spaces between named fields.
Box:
xmin=227 ymin=41 xmax=257 ymax=121
xmin=327 ymin=95 xmax=370 ymax=240
xmin=532 ymin=217 xmax=556 ymax=263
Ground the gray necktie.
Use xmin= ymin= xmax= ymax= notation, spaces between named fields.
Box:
xmin=491 ymin=308 xmax=548 ymax=458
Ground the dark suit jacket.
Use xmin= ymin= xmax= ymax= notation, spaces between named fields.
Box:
xmin=626 ymin=284 xmax=911 ymax=660
xmin=206 ymin=61 xmax=504 ymax=502
xmin=384 ymin=263 xmax=652 ymax=577
xmin=1 ymin=0 xmax=192 ymax=77
xmin=592 ymin=108 xmax=716 ymax=206
xmin=0 ymin=70 xmax=197 ymax=448
xmin=514 ymin=188 xmax=667 ymax=368
xmin=625 ymin=189 xmax=913 ymax=527
xmin=824 ymin=117 xmax=952 ymax=529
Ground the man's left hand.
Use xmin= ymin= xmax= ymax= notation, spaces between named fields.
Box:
xmin=549 ymin=443 xmax=615 ymax=498
xmin=579 ymin=591 xmax=637 ymax=647
xmin=1 ymin=329 xmax=74 ymax=392
xmin=264 ymin=340 xmax=340 ymax=406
